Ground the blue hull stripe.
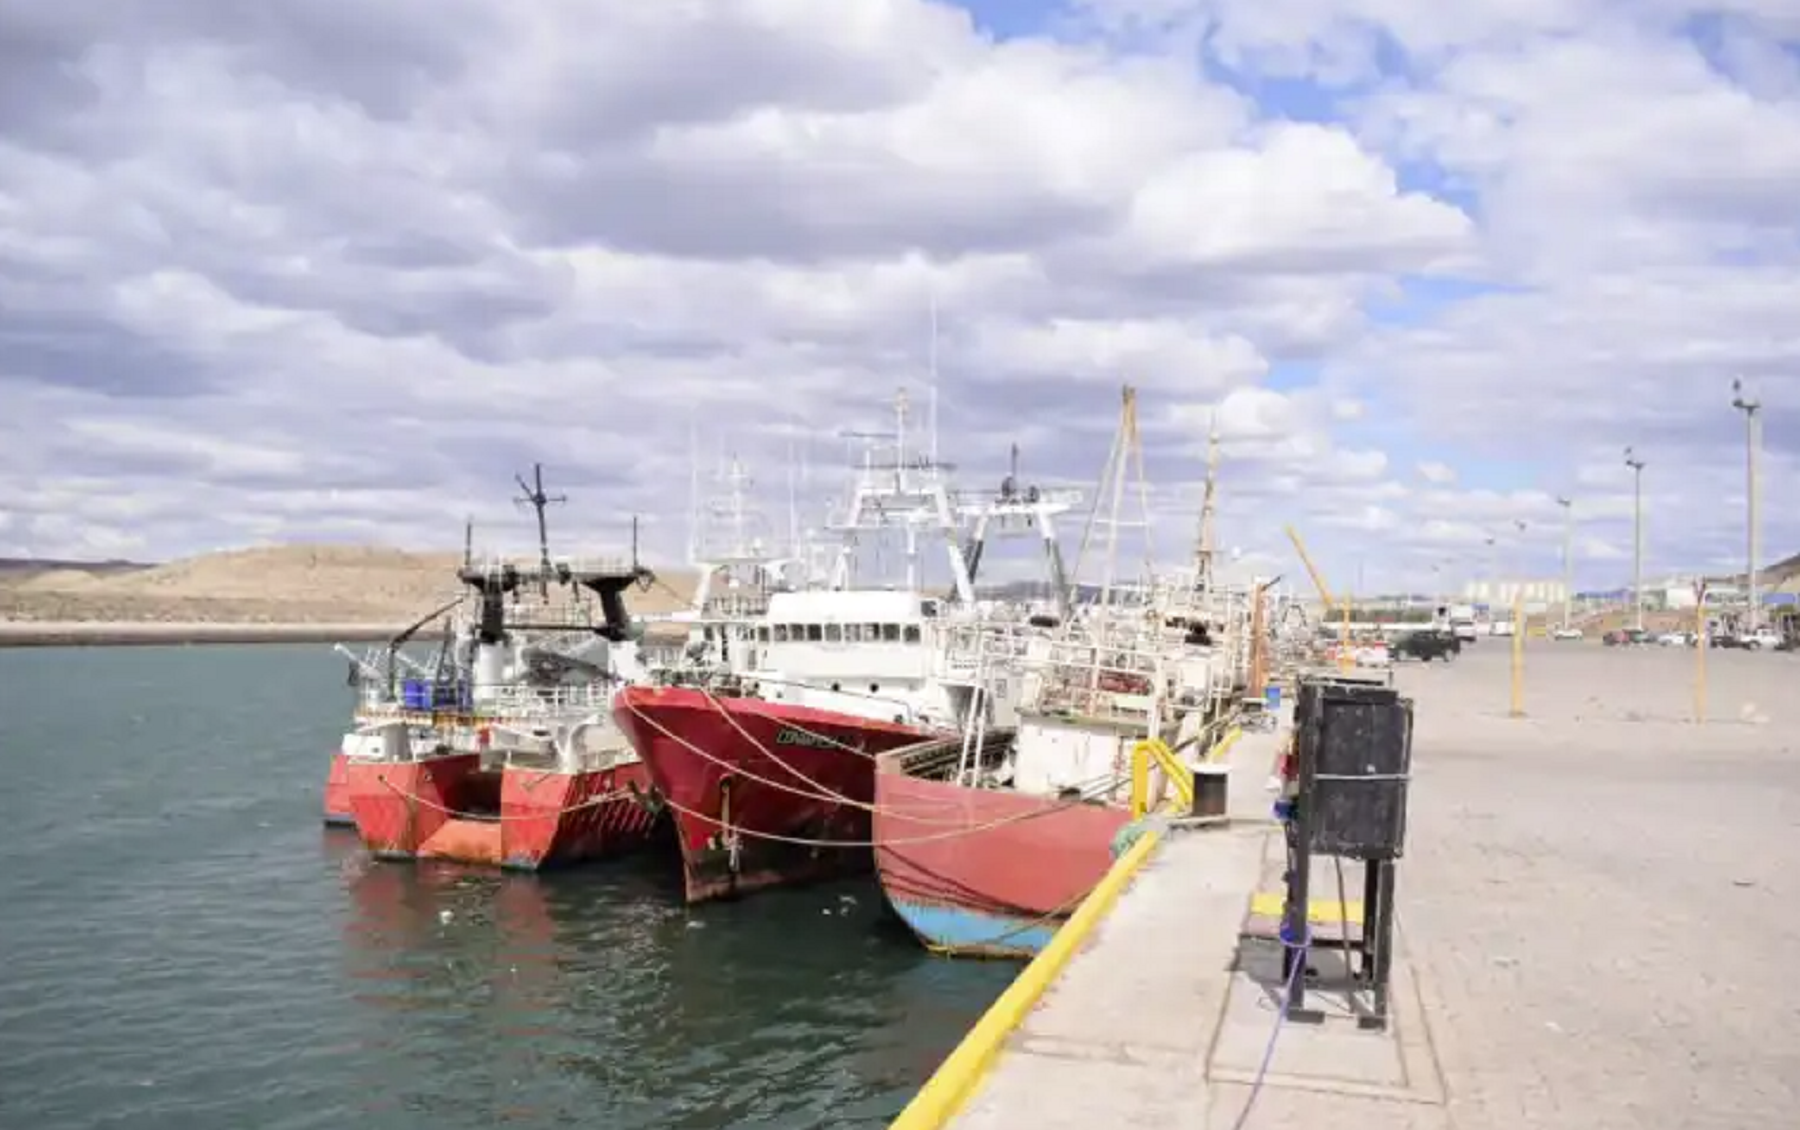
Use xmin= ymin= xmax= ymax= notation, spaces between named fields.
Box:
xmin=890 ymin=898 xmax=1058 ymax=957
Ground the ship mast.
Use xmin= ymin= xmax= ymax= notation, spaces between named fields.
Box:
xmin=513 ymin=463 xmax=565 ymax=597
xmin=827 ymin=385 xmax=974 ymax=601
xmin=1195 ymin=410 xmax=1220 ymax=591
xmin=1067 ymin=385 xmax=1154 ymax=616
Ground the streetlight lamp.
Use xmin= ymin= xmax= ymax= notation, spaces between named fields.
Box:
xmin=1624 ymin=447 xmax=1646 ymax=632
xmin=1555 ymin=496 xmax=1574 ymax=632
xmin=1730 ymin=378 xmax=1762 ymax=633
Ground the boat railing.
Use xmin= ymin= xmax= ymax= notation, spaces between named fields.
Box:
xmin=481 ymin=681 xmax=617 ymax=717
xmin=465 ymin=552 xmax=639 ymax=579
xmin=933 ymin=617 xmax=1037 ymax=675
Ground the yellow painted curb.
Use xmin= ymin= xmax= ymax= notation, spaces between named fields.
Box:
xmin=1206 ymin=725 xmax=1243 ymax=763
xmin=887 ymin=827 xmax=1167 ymax=1130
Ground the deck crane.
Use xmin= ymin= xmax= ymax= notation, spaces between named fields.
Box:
xmin=1284 ymin=524 xmax=1354 ymax=672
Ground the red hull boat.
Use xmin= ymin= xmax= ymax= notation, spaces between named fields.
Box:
xmin=324 ymin=751 xmax=354 ymax=826
xmin=874 ymin=751 xmax=1132 ymax=957
xmin=613 ymin=683 xmax=933 ymax=902
xmin=343 ymin=753 xmax=661 ymax=870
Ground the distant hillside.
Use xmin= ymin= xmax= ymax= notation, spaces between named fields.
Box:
xmin=0 ymin=557 xmax=151 ymax=579
xmin=0 ymin=544 xmax=697 ymax=625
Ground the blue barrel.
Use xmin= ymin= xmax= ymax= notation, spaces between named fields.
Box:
xmin=1265 ymin=684 xmax=1282 ymax=713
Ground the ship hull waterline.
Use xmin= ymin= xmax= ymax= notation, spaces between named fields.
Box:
xmin=613 ymin=684 xmax=936 ymax=903
xmin=342 ymin=753 xmax=664 ymax=870
xmin=873 ymin=753 xmax=1135 ymax=959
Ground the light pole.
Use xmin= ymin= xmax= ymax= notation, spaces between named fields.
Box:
xmin=1624 ymin=447 xmax=1646 ymax=632
xmin=1556 ymin=496 xmax=1574 ymax=631
xmin=1731 ymin=379 xmax=1761 ymax=633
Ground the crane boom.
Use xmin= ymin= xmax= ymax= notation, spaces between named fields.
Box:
xmin=1284 ymin=524 xmax=1337 ymax=612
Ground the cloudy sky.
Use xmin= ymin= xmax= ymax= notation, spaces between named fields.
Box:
xmin=1 ymin=0 xmax=1796 ymax=593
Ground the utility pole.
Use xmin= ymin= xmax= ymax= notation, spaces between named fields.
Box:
xmin=1484 ymin=535 xmax=1498 ymax=608
xmin=1624 ymin=447 xmax=1646 ymax=632
xmin=1731 ymin=379 xmax=1762 ymax=633
xmin=1555 ymin=496 xmax=1574 ymax=631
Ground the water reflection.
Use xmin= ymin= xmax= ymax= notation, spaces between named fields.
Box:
xmin=325 ymin=840 xmax=1014 ymax=1128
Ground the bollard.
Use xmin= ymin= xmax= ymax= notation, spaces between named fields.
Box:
xmin=1694 ymin=584 xmax=1708 ymax=724
xmin=1509 ymin=588 xmax=1525 ymax=718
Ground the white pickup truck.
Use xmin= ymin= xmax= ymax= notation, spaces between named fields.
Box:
xmin=1743 ymin=628 xmax=1783 ymax=650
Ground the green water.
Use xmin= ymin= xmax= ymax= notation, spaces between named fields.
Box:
xmin=0 ymin=645 xmax=1012 ymax=1129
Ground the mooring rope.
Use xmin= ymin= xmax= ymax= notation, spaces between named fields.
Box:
xmin=650 ymin=775 xmax=1126 ymax=849
xmin=373 ymin=778 xmax=635 ymax=824
xmin=919 ymin=881 xmax=1099 ymax=957
xmin=621 ymin=695 xmax=1062 ymax=826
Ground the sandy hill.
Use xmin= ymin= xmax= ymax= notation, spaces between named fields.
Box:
xmin=0 ymin=544 xmax=697 ymax=625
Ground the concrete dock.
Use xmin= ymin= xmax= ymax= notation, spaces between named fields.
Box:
xmin=937 ymin=644 xmax=1800 ymax=1129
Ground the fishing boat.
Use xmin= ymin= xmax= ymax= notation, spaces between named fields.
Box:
xmin=329 ymin=467 xmax=667 ymax=870
xmin=614 ymin=390 xmax=1081 ymax=902
xmin=873 ymin=388 xmax=1256 ymax=956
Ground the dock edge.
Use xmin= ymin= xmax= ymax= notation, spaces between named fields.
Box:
xmin=887 ymin=826 xmax=1167 ymax=1130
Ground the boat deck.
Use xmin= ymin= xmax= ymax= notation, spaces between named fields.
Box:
xmin=941 ymin=646 xmax=1800 ymax=1129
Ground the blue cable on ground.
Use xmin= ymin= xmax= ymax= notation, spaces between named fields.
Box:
xmin=1229 ymin=919 xmax=1310 ymax=1130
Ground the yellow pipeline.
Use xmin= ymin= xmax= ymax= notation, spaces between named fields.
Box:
xmin=1128 ymin=737 xmax=1196 ymax=817
xmin=887 ymin=828 xmax=1166 ymax=1130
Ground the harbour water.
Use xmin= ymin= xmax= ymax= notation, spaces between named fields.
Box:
xmin=0 ymin=645 xmax=1012 ymax=1130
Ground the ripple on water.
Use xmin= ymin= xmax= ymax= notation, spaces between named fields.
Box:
xmin=0 ymin=646 xmax=1015 ymax=1130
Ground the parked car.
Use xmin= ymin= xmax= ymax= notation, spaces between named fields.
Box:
xmin=1551 ymin=626 xmax=1584 ymax=641
xmin=1743 ymin=628 xmax=1783 ymax=650
xmin=1392 ymin=629 xmax=1461 ymax=662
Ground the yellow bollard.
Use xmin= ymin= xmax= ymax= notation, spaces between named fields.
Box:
xmin=1509 ymin=588 xmax=1525 ymax=718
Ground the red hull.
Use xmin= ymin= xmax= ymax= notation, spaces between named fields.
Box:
xmin=613 ymin=684 xmax=932 ymax=902
xmin=343 ymin=754 xmax=662 ymax=870
xmin=873 ymin=759 xmax=1133 ymax=955
xmin=324 ymin=751 xmax=354 ymax=826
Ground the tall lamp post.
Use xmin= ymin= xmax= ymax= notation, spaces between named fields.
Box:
xmin=1731 ymin=379 xmax=1762 ymax=633
xmin=1624 ymin=447 xmax=1646 ymax=632
xmin=1555 ymin=496 xmax=1574 ymax=632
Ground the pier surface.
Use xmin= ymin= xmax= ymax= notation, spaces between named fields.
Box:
xmin=945 ymin=645 xmax=1800 ymax=1129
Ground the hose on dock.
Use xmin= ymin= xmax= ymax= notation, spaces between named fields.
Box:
xmin=1109 ymin=812 xmax=1172 ymax=858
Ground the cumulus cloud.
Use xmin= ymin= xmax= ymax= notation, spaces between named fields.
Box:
xmin=0 ymin=0 xmax=1793 ymax=595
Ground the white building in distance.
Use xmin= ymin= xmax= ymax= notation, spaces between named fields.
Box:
xmin=1463 ymin=578 xmax=1568 ymax=609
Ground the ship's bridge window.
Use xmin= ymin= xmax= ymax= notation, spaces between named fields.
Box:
xmin=903 ymin=625 xmax=921 ymax=643
xmin=757 ymin=626 xmax=771 ymax=643
xmin=773 ymin=624 xmax=790 ymax=642
xmin=864 ymin=622 xmax=881 ymax=641
xmin=881 ymin=623 xmax=901 ymax=643
xmin=825 ymin=623 xmax=843 ymax=643
xmin=806 ymin=624 xmax=823 ymax=642
xmin=844 ymin=624 xmax=865 ymax=643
